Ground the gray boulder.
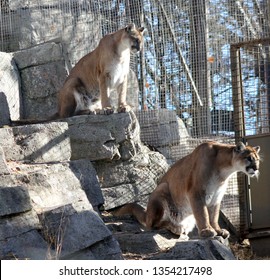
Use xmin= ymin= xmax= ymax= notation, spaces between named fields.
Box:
xmin=0 ymin=52 xmax=22 ymax=126
xmin=0 ymin=185 xmax=31 ymax=217
xmin=149 ymin=239 xmax=236 ymax=260
xmin=13 ymin=42 xmax=68 ymax=119
xmin=67 ymin=111 xmax=142 ymax=161
xmin=0 ymin=147 xmax=10 ymax=175
xmin=0 ymin=159 xmax=103 ymax=211
xmin=38 ymin=204 xmax=120 ymax=259
xmin=95 ymin=148 xmax=169 ymax=210
xmin=136 ymin=109 xmax=194 ymax=164
xmin=0 ymin=122 xmax=71 ymax=163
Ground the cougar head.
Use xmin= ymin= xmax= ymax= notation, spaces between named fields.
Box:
xmin=124 ymin=23 xmax=145 ymax=53
xmin=234 ymin=142 xmax=260 ymax=178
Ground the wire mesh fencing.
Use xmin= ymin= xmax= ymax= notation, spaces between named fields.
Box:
xmin=1 ymin=0 xmax=270 ymax=237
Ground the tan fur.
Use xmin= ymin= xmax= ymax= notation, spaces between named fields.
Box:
xmin=115 ymin=141 xmax=260 ymax=239
xmin=57 ymin=23 xmax=145 ymax=118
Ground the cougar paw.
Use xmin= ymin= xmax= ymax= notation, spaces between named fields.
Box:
xmin=76 ymin=109 xmax=96 ymax=115
xmin=118 ymin=104 xmax=131 ymax=113
xmin=216 ymin=228 xmax=230 ymax=239
xmin=179 ymin=233 xmax=189 ymax=241
xmin=97 ymin=107 xmax=114 ymax=115
xmin=200 ymin=228 xmax=217 ymax=238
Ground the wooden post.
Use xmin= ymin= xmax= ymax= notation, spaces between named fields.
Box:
xmin=230 ymin=45 xmax=245 ymax=142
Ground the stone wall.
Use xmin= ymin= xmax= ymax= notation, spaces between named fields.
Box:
xmin=0 ymin=112 xmax=169 ymax=259
xmin=3 ymin=0 xmax=102 ymax=66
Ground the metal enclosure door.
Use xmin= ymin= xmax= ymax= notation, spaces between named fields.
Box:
xmin=246 ymin=134 xmax=270 ymax=230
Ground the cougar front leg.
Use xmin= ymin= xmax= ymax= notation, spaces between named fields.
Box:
xmin=99 ymin=74 xmax=114 ymax=114
xmin=208 ymin=203 xmax=230 ymax=238
xmin=117 ymin=77 xmax=130 ymax=112
xmin=189 ymin=192 xmax=217 ymax=238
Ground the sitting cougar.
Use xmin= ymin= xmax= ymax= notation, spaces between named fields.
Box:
xmin=58 ymin=23 xmax=145 ymax=117
xmin=115 ymin=141 xmax=260 ymax=239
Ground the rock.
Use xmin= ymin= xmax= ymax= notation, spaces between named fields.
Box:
xmin=115 ymin=231 xmax=178 ymax=256
xmin=12 ymin=42 xmax=68 ymax=119
xmin=149 ymin=239 xmax=236 ymax=260
xmin=69 ymin=160 xmax=104 ymax=210
xmin=0 ymin=186 xmax=32 ymax=217
xmin=67 ymin=236 xmax=124 ymax=260
xmin=67 ymin=111 xmax=142 ymax=161
xmin=95 ymin=149 xmax=169 ymax=210
xmin=38 ymin=204 xmax=114 ymax=259
xmin=0 ymin=147 xmax=10 ymax=175
xmin=7 ymin=1 xmax=102 ymax=67
xmin=13 ymin=42 xmax=64 ymax=70
xmin=1 ymin=159 xmax=102 ymax=212
xmin=68 ymin=236 xmax=124 ymax=260
xmin=0 ymin=230 xmax=48 ymax=260
xmin=104 ymin=209 xmax=236 ymax=260
xmin=136 ymin=109 xmax=193 ymax=164
xmin=0 ymin=159 xmax=122 ymax=260
xmin=0 ymin=52 xmax=22 ymax=126
xmin=0 ymin=210 xmax=40 ymax=241
xmin=0 ymin=122 xmax=71 ymax=163
xmin=19 ymin=61 xmax=67 ymax=119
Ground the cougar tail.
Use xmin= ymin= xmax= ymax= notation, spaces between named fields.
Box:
xmin=113 ymin=203 xmax=147 ymax=227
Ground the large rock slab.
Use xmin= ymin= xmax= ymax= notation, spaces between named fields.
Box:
xmin=0 ymin=147 xmax=10 ymax=175
xmin=95 ymin=148 xmax=169 ymax=210
xmin=0 ymin=52 xmax=22 ymax=126
xmin=0 ymin=210 xmax=47 ymax=259
xmin=0 ymin=210 xmax=40 ymax=241
xmin=149 ymin=239 xmax=236 ymax=260
xmin=38 ymin=204 xmax=117 ymax=259
xmin=0 ymin=186 xmax=32 ymax=217
xmin=67 ymin=236 xmax=123 ymax=260
xmin=0 ymin=229 xmax=48 ymax=260
xmin=0 ymin=122 xmax=71 ymax=163
xmin=13 ymin=42 xmax=68 ymax=119
xmin=13 ymin=42 xmax=65 ymax=70
xmin=136 ymin=109 xmax=193 ymax=164
xmin=67 ymin=111 xmax=142 ymax=161
xmin=1 ymin=159 xmax=103 ymax=211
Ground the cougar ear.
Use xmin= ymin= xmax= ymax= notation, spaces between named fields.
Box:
xmin=234 ymin=141 xmax=246 ymax=153
xmin=125 ymin=23 xmax=136 ymax=34
xmin=138 ymin=27 xmax=145 ymax=34
xmin=253 ymin=146 xmax=260 ymax=153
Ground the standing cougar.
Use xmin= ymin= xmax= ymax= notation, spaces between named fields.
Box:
xmin=115 ymin=141 xmax=260 ymax=239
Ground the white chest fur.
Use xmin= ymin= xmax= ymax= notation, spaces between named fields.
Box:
xmin=107 ymin=49 xmax=130 ymax=88
xmin=205 ymin=177 xmax=228 ymax=206
xmin=204 ymin=168 xmax=237 ymax=206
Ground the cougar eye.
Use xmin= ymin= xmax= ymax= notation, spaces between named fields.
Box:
xmin=247 ymin=156 xmax=253 ymax=162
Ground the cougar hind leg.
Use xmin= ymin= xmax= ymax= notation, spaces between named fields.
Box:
xmin=58 ymin=91 xmax=76 ymax=118
xmin=145 ymin=182 xmax=176 ymax=232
